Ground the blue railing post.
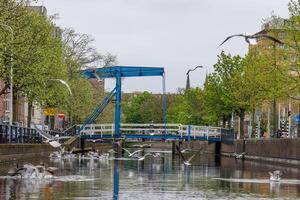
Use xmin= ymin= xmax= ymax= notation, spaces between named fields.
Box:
xmin=115 ymin=70 xmax=122 ymax=138
xmin=188 ymin=125 xmax=191 ymax=144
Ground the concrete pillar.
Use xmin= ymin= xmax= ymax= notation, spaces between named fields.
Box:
xmin=80 ymin=138 xmax=85 ymax=152
xmin=172 ymin=141 xmax=176 ymax=155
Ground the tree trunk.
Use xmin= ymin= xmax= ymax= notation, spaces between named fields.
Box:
xmin=251 ymin=108 xmax=255 ymax=138
xmin=228 ymin=117 xmax=231 ymax=129
xmin=27 ymin=100 xmax=33 ymax=128
xmin=239 ymin=111 xmax=245 ymax=139
xmin=222 ymin=117 xmax=226 ymax=128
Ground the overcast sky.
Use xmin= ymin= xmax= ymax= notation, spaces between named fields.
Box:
xmin=37 ymin=0 xmax=290 ymax=93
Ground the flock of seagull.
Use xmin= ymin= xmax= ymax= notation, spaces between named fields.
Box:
xmin=7 ymin=144 xmax=284 ymax=182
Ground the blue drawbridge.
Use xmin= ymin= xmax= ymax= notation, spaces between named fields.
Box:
xmin=80 ymin=66 xmax=232 ymax=143
xmin=81 ymin=66 xmax=166 ymax=138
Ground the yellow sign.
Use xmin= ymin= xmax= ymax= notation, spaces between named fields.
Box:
xmin=43 ymin=108 xmax=56 ymax=116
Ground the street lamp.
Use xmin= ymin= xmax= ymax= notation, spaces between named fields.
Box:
xmin=186 ymin=66 xmax=203 ymax=90
xmin=0 ymin=24 xmax=14 ymax=126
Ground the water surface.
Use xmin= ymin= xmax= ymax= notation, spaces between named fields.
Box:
xmin=0 ymin=149 xmax=300 ymax=199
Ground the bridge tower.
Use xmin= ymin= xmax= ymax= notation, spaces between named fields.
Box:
xmin=81 ymin=66 xmax=166 ymax=137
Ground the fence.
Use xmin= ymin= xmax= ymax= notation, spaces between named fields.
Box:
xmin=0 ymin=124 xmax=70 ymax=144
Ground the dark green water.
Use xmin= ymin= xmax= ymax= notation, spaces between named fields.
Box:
xmin=0 ymin=150 xmax=300 ymax=200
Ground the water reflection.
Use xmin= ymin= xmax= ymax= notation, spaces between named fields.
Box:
xmin=113 ymin=160 xmax=119 ymax=200
xmin=0 ymin=151 xmax=300 ymax=199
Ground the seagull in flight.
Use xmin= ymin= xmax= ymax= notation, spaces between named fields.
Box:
xmin=137 ymin=153 xmax=153 ymax=161
xmin=122 ymin=148 xmax=142 ymax=158
xmin=34 ymin=124 xmax=71 ymax=148
xmin=176 ymin=145 xmax=200 ymax=166
xmin=50 ymin=79 xmax=73 ymax=95
xmin=219 ymin=33 xmax=284 ymax=47
xmin=180 ymin=148 xmax=192 ymax=153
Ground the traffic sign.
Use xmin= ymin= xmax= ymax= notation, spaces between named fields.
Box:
xmin=58 ymin=112 xmax=65 ymax=119
xmin=43 ymin=108 xmax=56 ymax=116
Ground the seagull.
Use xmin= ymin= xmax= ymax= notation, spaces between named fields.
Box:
xmin=150 ymin=152 xmax=161 ymax=157
xmin=180 ymin=148 xmax=192 ymax=153
xmin=108 ymin=149 xmax=117 ymax=154
xmin=122 ymin=148 xmax=142 ymax=158
xmin=219 ymin=33 xmax=284 ymax=47
xmin=131 ymin=144 xmax=152 ymax=148
xmin=34 ymin=124 xmax=71 ymax=148
xmin=50 ymin=79 xmax=73 ymax=95
xmin=86 ymin=139 xmax=103 ymax=143
xmin=269 ymin=170 xmax=284 ymax=182
xmin=8 ymin=163 xmax=58 ymax=179
xmin=137 ymin=153 xmax=153 ymax=161
xmin=176 ymin=145 xmax=199 ymax=166
xmin=233 ymin=152 xmax=246 ymax=159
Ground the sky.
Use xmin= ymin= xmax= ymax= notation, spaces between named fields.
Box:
xmin=37 ymin=0 xmax=290 ymax=93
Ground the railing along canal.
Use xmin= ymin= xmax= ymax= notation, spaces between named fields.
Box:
xmin=0 ymin=124 xmax=70 ymax=144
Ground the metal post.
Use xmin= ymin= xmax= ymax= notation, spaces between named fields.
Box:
xmin=186 ymin=74 xmax=190 ymax=90
xmin=288 ymin=98 xmax=292 ymax=138
xmin=162 ymin=74 xmax=167 ymax=136
xmin=187 ymin=125 xmax=191 ymax=144
xmin=257 ymin=116 xmax=261 ymax=139
xmin=115 ymin=70 xmax=121 ymax=138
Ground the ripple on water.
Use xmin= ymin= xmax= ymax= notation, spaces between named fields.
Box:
xmin=213 ymin=178 xmax=300 ymax=185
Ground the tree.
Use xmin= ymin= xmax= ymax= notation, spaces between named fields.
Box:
xmin=0 ymin=0 xmax=67 ymax=126
xmin=123 ymin=92 xmax=164 ymax=123
xmin=168 ymin=88 xmax=206 ymax=125
xmin=204 ymin=52 xmax=246 ymax=129
xmin=62 ymin=28 xmax=117 ymax=125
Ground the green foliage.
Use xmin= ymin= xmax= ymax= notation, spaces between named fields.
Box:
xmin=168 ymin=88 xmax=206 ymax=125
xmin=203 ymin=52 xmax=246 ymax=122
xmin=123 ymin=92 xmax=163 ymax=123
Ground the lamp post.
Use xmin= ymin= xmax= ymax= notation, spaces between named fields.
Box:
xmin=186 ymin=66 xmax=203 ymax=90
xmin=0 ymin=24 xmax=14 ymax=126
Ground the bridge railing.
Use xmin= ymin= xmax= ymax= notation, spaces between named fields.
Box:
xmin=79 ymin=123 xmax=222 ymax=139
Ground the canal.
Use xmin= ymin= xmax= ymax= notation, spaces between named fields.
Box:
xmin=0 ymin=149 xmax=299 ymax=199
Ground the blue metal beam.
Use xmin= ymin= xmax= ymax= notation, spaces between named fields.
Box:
xmin=115 ymin=71 xmax=121 ymax=138
xmin=82 ymin=66 xmax=164 ymax=79
xmin=81 ymin=66 xmax=165 ymax=138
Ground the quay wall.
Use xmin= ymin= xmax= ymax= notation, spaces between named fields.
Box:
xmin=0 ymin=144 xmax=55 ymax=163
xmin=233 ymin=138 xmax=300 ymax=165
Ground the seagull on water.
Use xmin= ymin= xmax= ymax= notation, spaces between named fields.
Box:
xmin=8 ymin=163 xmax=58 ymax=179
xmin=219 ymin=33 xmax=284 ymax=47
xmin=122 ymin=148 xmax=142 ymax=158
xmin=176 ymin=145 xmax=200 ymax=166
xmin=233 ymin=152 xmax=246 ymax=159
xmin=269 ymin=170 xmax=284 ymax=182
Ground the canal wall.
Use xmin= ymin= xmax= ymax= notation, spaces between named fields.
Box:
xmin=0 ymin=144 xmax=55 ymax=163
xmin=233 ymin=138 xmax=300 ymax=165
